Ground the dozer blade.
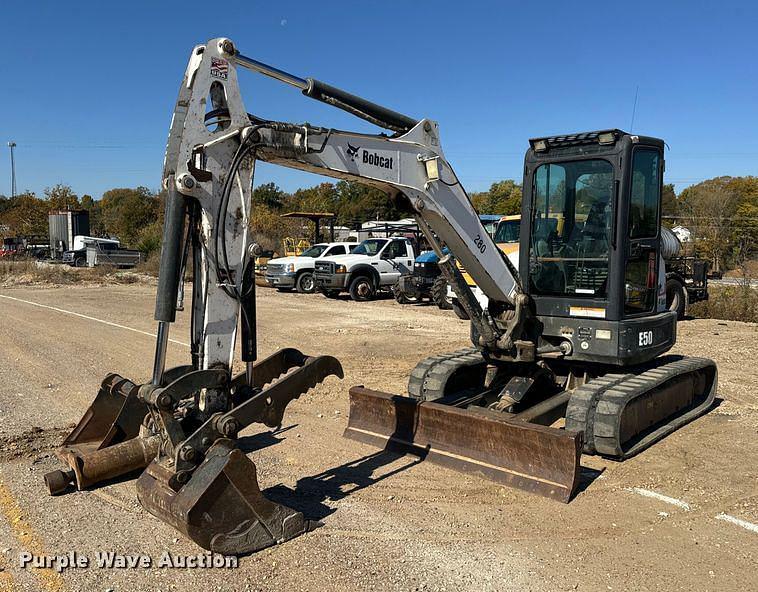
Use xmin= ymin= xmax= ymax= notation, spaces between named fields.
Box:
xmin=344 ymin=386 xmax=582 ymax=503
xmin=136 ymin=439 xmax=314 ymax=555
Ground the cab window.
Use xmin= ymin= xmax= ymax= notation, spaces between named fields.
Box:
xmin=384 ymin=240 xmax=407 ymax=259
xmin=629 ymin=149 xmax=661 ymax=239
xmin=327 ymin=245 xmax=346 ymax=256
xmin=529 ymin=159 xmax=614 ymax=297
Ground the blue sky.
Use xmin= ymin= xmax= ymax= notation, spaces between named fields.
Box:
xmin=1 ymin=0 xmax=756 ymax=199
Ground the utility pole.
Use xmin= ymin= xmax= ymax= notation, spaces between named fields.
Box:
xmin=7 ymin=141 xmax=16 ymax=197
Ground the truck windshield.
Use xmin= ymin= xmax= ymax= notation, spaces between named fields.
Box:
xmin=528 ymin=159 xmax=614 ymax=297
xmin=495 ymin=220 xmax=520 ymax=243
xmin=300 ymin=245 xmax=328 ymax=257
xmin=353 ymin=239 xmax=388 ymax=256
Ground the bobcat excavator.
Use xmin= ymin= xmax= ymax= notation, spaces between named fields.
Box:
xmin=43 ymin=38 xmax=717 ymax=555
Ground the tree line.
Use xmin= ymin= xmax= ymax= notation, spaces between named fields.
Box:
xmin=0 ymin=184 xmax=164 ymax=255
xmin=1 ymin=175 xmax=755 ymax=272
xmin=668 ymin=176 xmax=757 ymax=273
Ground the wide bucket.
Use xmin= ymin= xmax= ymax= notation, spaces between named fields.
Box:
xmin=136 ymin=439 xmax=315 ymax=555
xmin=344 ymin=386 xmax=582 ymax=502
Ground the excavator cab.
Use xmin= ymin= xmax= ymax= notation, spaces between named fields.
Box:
xmin=348 ymin=130 xmax=715 ymax=496
xmin=519 ymin=130 xmax=675 ymax=366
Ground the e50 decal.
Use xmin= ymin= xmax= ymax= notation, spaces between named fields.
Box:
xmin=638 ymin=330 xmax=654 ymax=347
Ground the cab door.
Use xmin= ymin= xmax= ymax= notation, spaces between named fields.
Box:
xmin=623 ymin=147 xmax=664 ymax=317
xmin=378 ymin=240 xmax=411 ymax=283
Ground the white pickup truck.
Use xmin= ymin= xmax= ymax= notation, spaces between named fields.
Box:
xmin=265 ymin=242 xmax=359 ymax=293
xmin=313 ymin=237 xmax=416 ymax=301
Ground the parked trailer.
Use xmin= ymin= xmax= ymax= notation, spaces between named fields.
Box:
xmin=63 ymin=236 xmax=142 ymax=268
xmin=86 ymin=244 xmax=143 ymax=268
xmin=49 ymin=210 xmax=90 ymax=259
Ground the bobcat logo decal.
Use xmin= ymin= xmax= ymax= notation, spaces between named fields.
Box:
xmin=346 ymin=143 xmax=360 ymax=161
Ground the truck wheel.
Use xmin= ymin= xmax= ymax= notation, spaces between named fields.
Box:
xmin=296 ymin=272 xmax=316 ymax=294
xmin=74 ymin=257 xmax=86 ymax=268
xmin=349 ymin=276 xmax=376 ymax=301
xmin=432 ymin=276 xmax=452 ymax=310
xmin=666 ymin=278 xmax=686 ymax=320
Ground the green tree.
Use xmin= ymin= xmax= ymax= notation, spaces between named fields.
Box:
xmin=661 ymin=183 xmax=677 ymax=220
xmin=252 ymin=182 xmax=287 ymax=210
xmin=44 ymin=184 xmax=80 ymax=210
xmin=471 ymin=180 xmax=522 ymax=215
xmin=728 ymin=176 xmax=758 ymax=261
xmin=334 ymin=180 xmax=410 ymax=225
xmin=290 ymin=182 xmax=339 ymax=214
xmin=0 ymin=195 xmax=12 ymax=218
xmin=98 ymin=187 xmax=160 ymax=247
xmin=249 ymin=204 xmax=301 ymax=252
xmin=0 ymin=192 xmax=48 ymax=236
xmin=678 ymin=177 xmax=741 ymax=273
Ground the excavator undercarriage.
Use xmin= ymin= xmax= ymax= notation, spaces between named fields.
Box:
xmin=346 ymin=352 xmax=716 ymax=501
xmin=44 ymin=37 xmax=717 ymax=556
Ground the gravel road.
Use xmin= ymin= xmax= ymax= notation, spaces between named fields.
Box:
xmin=0 ymin=284 xmax=755 ymax=592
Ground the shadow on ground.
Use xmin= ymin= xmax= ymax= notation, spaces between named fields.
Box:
xmin=265 ymin=450 xmax=423 ymax=521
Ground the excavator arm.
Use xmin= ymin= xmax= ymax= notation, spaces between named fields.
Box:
xmin=163 ymin=38 xmax=530 ymax=359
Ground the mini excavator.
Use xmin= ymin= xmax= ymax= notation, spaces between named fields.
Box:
xmin=44 ymin=38 xmax=717 ymax=555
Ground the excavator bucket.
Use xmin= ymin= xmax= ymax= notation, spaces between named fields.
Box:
xmin=44 ymin=349 xmax=342 ymax=557
xmin=134 ymin=351 xmax=343 ymax=555
xmin=136 ymin=439 xmax=315 ymax=554
xmin=59 ymin=373 xmax=148 ymax=454
xmin=44 ymin=373 xmax=153 ymax=494
xmin=344 ymin=387 xmax=582 ymax=502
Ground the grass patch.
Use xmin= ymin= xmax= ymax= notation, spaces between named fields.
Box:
xmin=134 ymin=256 xmax=161 ymax=277
xmin=690 ymin=284 xmax=758 ymax=323
xmin=0 ymin=259 xmax=142 ymax=286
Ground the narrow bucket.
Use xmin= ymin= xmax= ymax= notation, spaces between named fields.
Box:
xmin=44 ymin=373 xmax=152 ymax=494
xmin=60 ymin=373 xmax=148 ymax=455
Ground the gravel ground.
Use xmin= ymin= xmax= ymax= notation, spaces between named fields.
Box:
xmin=0 ymin=284 xmax=755 ymax=592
